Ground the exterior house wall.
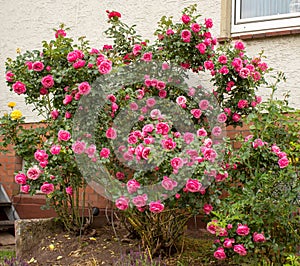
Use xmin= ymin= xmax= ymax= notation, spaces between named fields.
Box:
xmin=0 ymin=0 xmax=299 ymax=218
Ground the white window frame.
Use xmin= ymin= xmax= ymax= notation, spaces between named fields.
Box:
xmin=231 ymin=0 xmax=300 ymax=34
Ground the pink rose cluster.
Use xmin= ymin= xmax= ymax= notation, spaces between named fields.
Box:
xmin=207 ymin=220 xmax=266 ymax=260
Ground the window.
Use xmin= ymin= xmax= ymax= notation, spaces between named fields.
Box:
xmin=232 ymin=0 xmax=300 ymax=34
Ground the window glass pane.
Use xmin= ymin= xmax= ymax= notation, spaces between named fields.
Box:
xmin=241 ymin=0 xmax=291 ymax=19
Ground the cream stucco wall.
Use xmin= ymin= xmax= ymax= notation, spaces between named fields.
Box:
xmin=0 ymin=0 xmax=299 ymax=122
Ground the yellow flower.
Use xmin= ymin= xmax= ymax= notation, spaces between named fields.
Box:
xmin=16 ymin=48 xmax=21 ymax=54
xmin=7 ymin=102 xmax=16 ymax=108
xmin=10 ymin=110 xmax=22 ymax=120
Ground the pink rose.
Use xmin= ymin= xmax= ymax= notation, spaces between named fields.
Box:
xmin=107 ymin=94 xmax=116 ymax=102
xmin=115 ymin=172 xmax=125 ymax=180
xmin=252 ymin=138 xmax=264 ymax=149
xmin=115 ymin=196 xmax=129 ymax=210
xmin=166 ymin=29 xmax=174 ymax=35
xmin=5 ymin=71 xmax=14 ymax=82
xmin=204 ymin=60 xmax=214 ymax=70
xmin=157 ymin=81 xmax=166 ymax=90
xmin=149 ymin=201 xmax=164 ymax=213
xmin=100 ymin=147 xmax=110 ymax=158
xmin=65 ymin=112 xmax=72 ymax=119
xmin=183 ymin=132 xmax=194 ymax=144
xmin=67 ymin=51 xmax=78 ymax=62
xmin=234 ymin=41 xmax=245 ymax=50
xmin=197 ymin=128 xmax=207 ymax=137
xmin=239 ymin=68 xmax=250 ymax=79
xmin=185 ymin=179 xmax=202 ymax=192
xmin=150 ymin=109 xmax=161 ymax=119
xmin=232 ymin=57 xmax=243 ymax=70
xmin=141 ymin=52 xmax=153 ymax=62
xmin=15 ymin=173 xmax=27 ymax=185
xmin=58 ymin=130 xmax=71 ymax=141
xmin=233 ymin=244 xmax=247 ymax=256
xmin=71 ymin=141 xmax=86 ymax=154
xmin=98 ymin=59 xmax=112 ymax=74
xmin=156 ymin=122 xmax=170 ymax=135
xmin=63 ymin=95 xmax=73 ymax=105
xmin=202 ymin=148 xmax=217 ymax=162
xmin=170 ymin=157 xmax=184 ymax=170
xmin=50 ymin=145 xmax=61 ymax=155
xmin=223 ymin=238 xmax=235 ymax=248
xmin=73 ymin=59 xmax=86 ymax=69
xmin=40 ymin=88 xmax=48 ymax=95
xmin=278 ymin=156 xmax=289 ymax=168
xmin=199 ymin=99 xmax=209 ymax=110
xmin=146 ymin=98 xmax=156 ymax=107
xmin=132 ymin=194 xmax=148 ymax=208
xmin=78 ymin=81 xmax=91 ymax=95
xmin=34 ymin=149 xmax=48 ymax=162
xmin=232 ymin=113 xmax=241 ymax=122
xmin=41 ymin=75 xmax=54 ymax=88
xmin=253 ymin=232 xmax=266 ymax=243
xmin=219 ymin=66 xmax=229 ymax=75
xmin=66 ymin=186 xmax=73 ymax=195
xmin=32 ymin=61 xmax=44 ymax=71
xmin=181 ymin=30 xmax=191 ymax=42
xmin=214 ymin=247 xmax=226 ymax=260
xmin=132 ymin=44 xmax=142 ymax=56
xmin=218 ymin=55 xmax=228 ymax=64
xmin=181 ymin=14 xmax=190 ymax=24
xmin=191 ymin=23 xmax=201 ymax=32
xmin=196 ymin=43 xmax=206 ymax=54
xmin=106 ymin=127 xmax=117 ymax=139
xmin=85 ymin=144 xmax=96 ymax=158
xmin=203 ymin=203 xmax=213 ymax=215
xmin=219 ymin=227 xmax=228 ymax=236
xmin=12 ymin=81 xmax=26 ymax=94
xmin=176 ymin=96 xmax=187 ymax=106
xmin=212 ymin=126 xmax=222 ymax=136
xmin=161 ymin=176 xmax=177 ymax=191
xmin=204 ymin=18 xmax=213 ymax=28
xmin=20 ymin=184 xmax=30 ymax=194
xmin=161 ymin=138 xmax=176 ymax=150
xmin=51 ymin=110 xmax=59 ymax=120
xmin=141 ymin=147 xmax=150 ymax=160
xmin=55 ymin=29 xmax=66 ymax=38
xmin=40 ymin=182 xmax=54 ymax=194
xmin=236 ymin=224 xmax=250 ymax=236
xmin=271 ymin=145 xmax=281 ymax=154
xmin=27 ymin=166 xmax=42 ymax=180
xmin=217 ymin=113 xmax=227 ymax=123
xmin=127 ymin=179 xmax=140 ymax=194
xmin=191 ymin=109 xmax=202 ymax=119
xmin=207 ymin=220 xmax=219 ymax=234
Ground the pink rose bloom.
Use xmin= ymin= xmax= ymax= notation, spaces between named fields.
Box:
xmin=106 ymin=127 xmax=117 ymax=139
xmin=40 ymin=88 xmax=48 ymax=95
xmin=34 ymin=149 xmax=48 ymax=162
xmin=232 ymin=113 xmax=241 ymax=122
xmin=212 ymin=126 xmax=222 ymax=136
xmin=141 ymin=147 xmax=151 ymax=160
xmin=236 ymin=224 xmax=250 ymax=236
xmin=252 ymin=138 xmax=264 ymax=149
xmin=65 ymin=112 xmax=72 ymax=119
xmin=41 ymin=182 xmax=54 ymax=194
xmin=20 ymin=185 xmax=30 ymax=194
xmin=183 ymin=132 xmax=194 ymax=144
xmin=85 ymin=144 xmax=96 ymax=158
xmin=258 ymin=62 xmax=268 ymax=72
xmin=215 ymin=172 xmax=228 ymax=182
xmin=115 ymin=196 xmax=129 ymax=211
xmin=207 ymin=220 xmax=219 ymax=234
xmin=204 ymin=18 xmax=213 ymax=28
xmin=142 ymin=124 xmax=154 ymax=134
xmin=224 ymin=107 xmax=231 ymax=116
xmin=133 ymin=44 xmax=142 ymax=56
xmin=217 ymin=113 xmax=227 ymax=123
xmin=176 ymin=96 xmax=187 ymax=106
xmin=278 ymin=156 xmax=289 ymax=168
xmin=56 ymin=130 xmax=70 ymax=142
xmin=234 ymin=41 xmax=245 ymax=50
xmin=227 ymin=224 xmax=233 ymax=230
xmin=203 ymin=203 xmax=213 ymax=215
xmin=188 ymin=87 xmax=196 ymax=96
xmin=67 ymin=51 xmax=78 ymax=62
xmin=99 ymin=148 xmax=110 ymax=158
xmin=233 ymin=244 xmax=247 ymax=256
xmin=73 ymin=59 xmax=86 ymax=69
xmin=219 ymin=227 xmax=228 ymax=236
xmin=98 ymin=59 xmax=112 ymax=74
xmin=166 ymin=28 xmax=174 ymax=35
xmin=191 ymin=109 xmax=202 ymax=119
xmin=202 ymin=147 xmax=217 ymax=162
xmin=271 ymin=144 xmax=281 ymax=154
xmin=161 ymin=138 xmax=176 ymax=150
xmin=156 ymin=122 xmax=170 ymax=135
xmin=150 ymin=109 xmax=161 ymax=119
xmin=237 ymin=99 xmax=248 ymax=109
xmin=191 ymin=23 xmax=201 ymax=32
xmin=66 ymin=186 xmax=73 ymax=195
xmin=50 ymin=144 xmax=61 ymax=155
xmin=107 ymin=94 xmax=116 ymax=102
xmin=161 ymin=176 xmax=177 ymax=191
xmin=197 ymin=128 xmax=207 ymax=137
xmin=25 ymin=61 xmax=33 ymax=70
xmin=144 ymin=136 xmax=154 ymax=145
xmin=214 ymin=247 xmax=226 ymax=260
xmin=115 ymin=172 xmax=125 ymax=180
xmin=55 ymin=29 xmax=66 ymax=38
xmin=129 ymin=102 xmax=138 ymax=111
xmin=127 ymin=135 xmax=138 ymax=144
xmin=185 ymin=179 xmax=202 ymax=192
xmin=181 ymin=30 xmax=191 ymax=42
xmin=5 ymin=71 xmax=14 ymax=82
xmin=203 ymin=138 xmax=213 ymax=148
xmin=196 ymin=43 xmax=206 ymax=54
xmin=78 ymin=81 xmax=91 ymax=95
xmin=239 ymin=68 xmax=250 ymax=78
xmin=63 ymin=95 xmax=73 ymax=105
xmin=170 ymin=157 xmax=184 ymax=170
xmin=231 ymin=57 xmax=243 ymax=71
xmin=132 ymin=194 xmax=148 ymax=208
xmin=51 ymin=110 xmax=59 ymax=120
xmin=142 ymin=52 xmax=153 ymax=62
xmin=204 ymin=60 xmax=214 ymax=70
xmin=199 ymin=99 xmax=209 ymax=110
xmin=158 ymin=90 xmax=167 ymax=98
xmin=223 ymin=238 xmax=235 ymax=248
xmin=252 ymin=71 xmax=261 ymax=82
xmin=157 ymin=81 xmax=166 ymax=90
xmin=27 ymin=166 xmax=42 ymax=180
xmin=218 ymin=55 xmax=228 ymax=64
xmin=127 ymin=179 xmax=140 ymax=194
xmin=41 ymin=75 xmax=54 ymax=89
xmin=278 ymin=151 xmax=287 ymax=158
xmin=146 ymin=98 xmax=156 ymax=107
xmin=181 ymin=14 xmax=191 ymax=24
xmin=12 ymin=81 xmax=26 ymax=94
xmin=219 ymin=66 xmax=229 ymax=75
xmin=149 ymin=201 xmax=164 ymax=213
xmin=253 ymin=232 xmax=266 ymax=243
xmin=15 ymin=173 xmax=27 ymax=185
xmin=32 ymin=61 xmax=44 ymax=71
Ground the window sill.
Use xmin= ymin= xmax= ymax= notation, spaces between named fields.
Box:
xmin=218 ymin=28 xmax=300 ymax=43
